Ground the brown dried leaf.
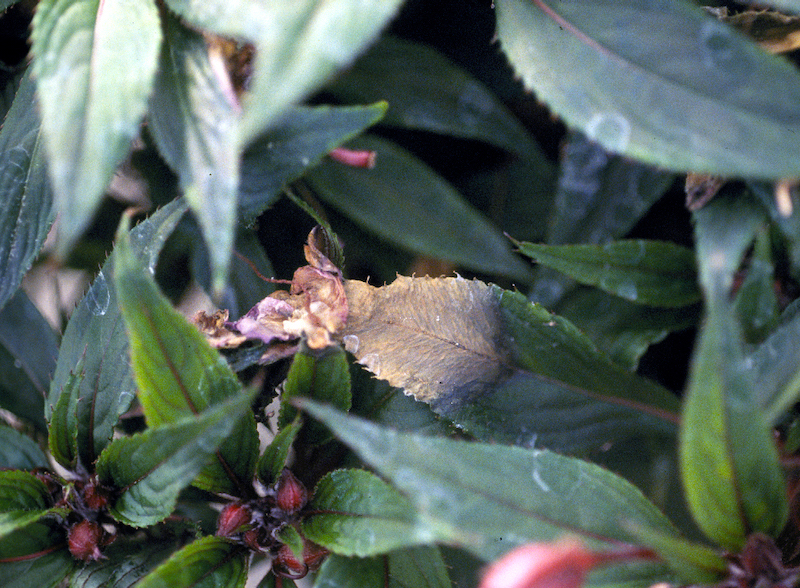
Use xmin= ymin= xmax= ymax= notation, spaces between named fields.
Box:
xmin=193 ymin=309 xmax=247 ymax=348
xmin=341 ymin=275 xmax=511 ymax=406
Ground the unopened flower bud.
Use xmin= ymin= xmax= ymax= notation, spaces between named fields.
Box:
xmin=273 ymin=544 xmax=308 ymax=579
xmin=480 ymin=540 xmax=599 ymax=588
xmin=275 ymin=469 xmax=307 ymax=513
xmin=68 ymin=520 xmax=106 ymax=562
xmin=83 ymin=480 xmax=111 ymax=511
xmin=302 ymin=539 xmax=329 ymax=571
xmin=216 ymin=502 xmax=253 ymax=537
xmin=329 ymin=147 xmax=376 ymax=169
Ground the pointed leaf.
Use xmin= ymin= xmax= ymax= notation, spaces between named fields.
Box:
xmin=149 ymin=13 xmax=240 ymax=294
xmin=239 ymin=102 xmax=387 ymax=224
xmin=137 ymin=536 xmax=247 ymax=588
xmin=47 ymin=357 xmax=83 ymax=469
xmin=303 ymin=469 xmax=425 ymax=557
xmin=279 ymin=346 xmax=351 ymax=442
xmin=96 ymin=389 xmax=256 ymax=527
xmin=307 ymin=136 xmax=533 ymax=281
xmin=517 ymin=240 xmax=699 ymax=308
xmin=258 ymin=419 xmax=302 ymax=485
xmin=0 ymin=521 xmax=73 ymax=588
xmin=0 ymin=426 xmax=48 ymax=470
xmin=0 ymin=69 xmax=54 ymax=311
xmin=301 ymin=401 xmax=680 ymax=565
xmin=115 ymin=216 xmax=258 ymax=494
xmin=496 ymin=0 xmax=800 ymax=178
xmin=750 ymin=305 xmax=800 ymax=422
xmin=0 ymin=289 xmax=57 ymax=432
xmin=31 ymin=0 xmax=161 ymax=255
xmin=733 ymin=228 xmax=778 ymax=342
xmin=341 ymin=276 xmax=679 ymax=452
xmin=681 ymin=194 xmax=787 ymax=550
xmin=48 ymin=199 xmax=187 ymax=467
xmin=325 ymin=36 xmax=549 ymax=164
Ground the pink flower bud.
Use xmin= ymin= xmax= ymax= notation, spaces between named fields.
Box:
xmin=275 ymin=469 xmax=307 ymax=513
xmin=329 ymin=147 xmax=377 ymax=169
xmin=480 ymin=540 xmax=599 ymax=588
xmin=216 ymin=502 xmax=253 ymax=537
xmin=273 ymin=544 xmax=308 ymax=579
xmin=68 ymin=520 xmax=106 ymax=562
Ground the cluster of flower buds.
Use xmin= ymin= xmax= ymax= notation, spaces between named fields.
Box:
xmin=272 ymin=540 xmax=329 ymax=579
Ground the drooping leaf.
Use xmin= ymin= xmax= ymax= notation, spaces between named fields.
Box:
xmin=48 ymin=199 xmax=187 ymax=468
xmin=148 ymin=12 xmax=239 ymax=294
xmin=341 ymin=276 xmax=679 ymax=452
xmin=307 ymin=136 xmax=533 ymax=281
xmin=495 ymin=0 xmax=800 ymax=178
xmin=324 ymin=36 xmax=550 ymax=164
xmin=517 ymin=240 xmax=700 ymax=308
xmin=137 ymin=536 xmax=247 ymax=588
xmin=301 ymin=401 xmax=680 ymax=567
xmin=47 ymin=357 xmax=83 ymax=469
xmin=279 ymin=345 xmax=351 ymax=442
xmin=0 ymin=521 xmax=73 ymax=588
xmin=96 ymin=389 xmax=256 ymax=528
xmin=681 ymin=193 xmax=787 ymax=550
xmin=239 ymin=102 xmax=387 ymax=224
xmin=114 ymin=215 xmax=258 ymax=494
xmin=0 ymin=289 xmax=57 ymax=432
xmin=0 ymin=426 xmax=48 ymax=470
xmin=303 ymin=469 xmax=426 ymax=557
xmin=0 ymin=69 xmax=54 ymax=311
xmin=31 ymin=0 xmax=161 ymax=255
xmin=258 ymin=419 xmax=302 ymax=485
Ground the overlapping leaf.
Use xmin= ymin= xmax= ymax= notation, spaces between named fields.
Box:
xmin=47 ymin=357 xmax=83 ymax=469
xmin=0 ymin=427 xmax=48 ymax=470
xmin=495 ymin=0 xmax=800 ymax=178
xmin=31 ymin=0 xmax=161 ymax=255
xmin=0 ymin=471 xmax=52 ymax=539
xmin=0 ymin=521 xmax=73 ymax=588
xmin=0 ymin=70 xmax=53 ymax=311
xmin=258 ymin=419 xmax=301 ymax=485
xmin=48 ymin=199 xmax=187 ymax=468
xmin=137 ymin=536 xmax=248 ymax=588
xmin=303 ymin=469 xmax=426 ymax=557
xmin=341 ymin=275 xmax=679 ymax=452
xmin=115 ymin=216 xmax=258 ymax=494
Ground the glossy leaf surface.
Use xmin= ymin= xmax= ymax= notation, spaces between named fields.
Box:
xmin=115 ymin=216 xmax=258 ymax=494
xmin=149 ymin=13 xmax=239 ymax=294
xmin=308 ymin=136 xmax=533 ymax=281
xmin=496 ymin=0 xmax=800 ymax=178
xmin=137 ymin=536 xmax=247 ymax=588
xmin=96 ymin=390 xmax=255 ymax=527
xmin=517 ymin=240 xmax=699 ymax=307
xmin=31 ymin=0 xmax=161 ymax=255
xmin=303 ymin=469 xmax=425 ymax=557
xmin=302 ymin=401 xmax=680 ymax=565
xmin=342 ymin=276 xmax=679 ymax=452
xmin=0 ymin=70 xmax=53 ymax=311
xmin=48 ymin=199 xmax=187 ymax=468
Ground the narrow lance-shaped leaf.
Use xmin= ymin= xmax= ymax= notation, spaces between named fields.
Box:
xmin=301 ymin=401 xmax=679 ymax=573
xmin=258 ymin=419 xmax=302 ymax=485
xmin=96 ymin=388 xmax=256 ymax=528
xmin=302 ymin=469 xmax=427 ymax=557
xmin=0 ymin=69 xmax=54 ymax=311
xmin=115 ymin=216 xmax=259 ymax=494
xmin=341 ymin=275 xmax=679 ymax=453
xmin=137 ymin=536 xmax=248 ymax=588
xmin=681 ymin=193 xmax=787 ymax=550
xmin=517 ymin=240 xmax=700 ymax=308
xmin=496 ymin=0 xmax=800 ymax=178
xmin=31 ymin=0 xmax=161 ymax=255
xmin=48 ymin=199 xmax=187 ymax=468
xmin=149 ymin=12 xmax=240 ymax=295
xmin=47 ymin=357 xmax=83 ymax=469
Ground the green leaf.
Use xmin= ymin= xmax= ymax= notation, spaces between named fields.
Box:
xmin=733 ymin=228 xmax=778 ymax=342
xmin=313 ymin=547 xmax=452 ymax=588
xmin=496 ymin=0 xmax=800 ymax=179
xmin=148 ymin=12 xmax=240 ymax=295
xmin=324 ymin=36 xmax=550 ymax=164
xmin=307 ymin=135 xmax=533 ymax=281
xmin=115 ymin=215 xmax=258 ymax=494
xmin=517 ymin=240 xmax=700 ymax=308
xmin=258 ymin=419 xmax=302 ymax=485
xmin=0 ymin=289 xmax=57 ymax=432
xmin=342 ymin=276 xmax=679 ymax=453
xmin=48 ymin=199 xmax=187 ymax=468
xmin=96 ymin=388 xmax=256 ymax=527
xmin=279 ymin=345 xmax=351 ymax=442
xmin=0 ymin=470 xmax=49 ymax=513
xmin=386 ymin=546 xmax=452 ymax=588
xmin=301 ymin=401 xmax=681 ymax=563
xmin=239 ymin=102 xmax=387 ymax=224
xmin=0 ymin=426 xmax=48 ymax=470
xmin=137 ymin=536 xmax=247 ymax=588
xmin=0 ymin=521 xmax=73 ymax=588
xmin=314 ymin=554 xmax=384 ymax=588
xmin=751 ymin=305 xmax=800 ymax=422
xmin=31 ymin=0 xmax=161 ymax=256
xmin=303 ymin=469 xmax=426 ymax=557
xmin=47 ymin=357 xmax=83 ymax=469
xmin=681 ymin=194 xmax=787 ymax=550
xmin=0 ymin=69 xmax=54 ymax=311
